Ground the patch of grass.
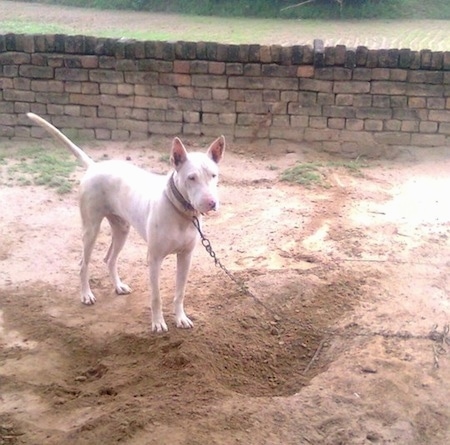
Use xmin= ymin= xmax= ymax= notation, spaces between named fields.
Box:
xmin=2 ymin=145 xmax=78 ymax=194
xmin=326 ymin=159 xmax=370 ymax=176
xmin=158 ymin=153 xmax=171 ymax=164
xmin=281 ymin=159 xmax=369 ymax=187
xmin=0 ymin=20 xmax=69 ymax=35
xmin=280 ymin=162 xmax=325 ymax=187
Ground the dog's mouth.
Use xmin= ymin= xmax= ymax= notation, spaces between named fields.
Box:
xmin=201 ymin=202 xmax=219 ymax=214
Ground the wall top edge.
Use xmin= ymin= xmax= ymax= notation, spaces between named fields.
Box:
xmin=0 ymin=33 xmax=449 ymax=70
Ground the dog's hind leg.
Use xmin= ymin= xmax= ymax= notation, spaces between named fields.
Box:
xmin=80 ymin=220 xmax=102 ymax=305
xmin=105 ymin=214 xmax=131 ymax=295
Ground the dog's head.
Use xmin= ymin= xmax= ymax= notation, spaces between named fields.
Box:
xmin=170 ymin=136 xmax=225 ymax=214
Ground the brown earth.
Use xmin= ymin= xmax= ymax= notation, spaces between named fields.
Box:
xmin=1 ymin=2 xmax=450 ymax=444
xmin=1 ymin=135 xmax=450 ymax=444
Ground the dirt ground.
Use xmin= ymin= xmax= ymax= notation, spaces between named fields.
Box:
xmin=1 ymin=135 xmax=450 ymax=444
xmin=1 ymin=3 xmax=450 ymax=444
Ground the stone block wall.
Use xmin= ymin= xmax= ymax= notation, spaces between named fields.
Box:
xmin=1 ymin=34 xmax=449 ymax=155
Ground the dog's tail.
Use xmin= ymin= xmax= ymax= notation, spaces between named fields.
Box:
xmin=27 ymin=113 xmax=94 ymax=168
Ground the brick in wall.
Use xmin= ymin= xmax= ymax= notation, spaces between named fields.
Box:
xmin=2 ymin=34 xmax=449 ymax=151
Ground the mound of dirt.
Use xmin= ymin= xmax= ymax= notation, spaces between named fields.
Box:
xmin=1 ymin=138 xmax=450 ymax=444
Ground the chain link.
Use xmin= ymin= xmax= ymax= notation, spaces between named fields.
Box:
xmin=192 ymin=216 xmax=278 ymax=315
xmin=192 ymin=216 xmax=450 ymax=356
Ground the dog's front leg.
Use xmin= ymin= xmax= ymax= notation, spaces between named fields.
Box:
xmin=148 ymin=256 xmax=168 ymax=333
xmin=174 ymin=251 xmax=194 ymax=329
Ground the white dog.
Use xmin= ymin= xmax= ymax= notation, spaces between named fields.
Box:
xmin=27 ymin=113 xmax=225 ymax=333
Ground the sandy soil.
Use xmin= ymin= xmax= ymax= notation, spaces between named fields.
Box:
xmin=1 ymin=135 xmax=450 ymax=444
xmin=1 ymin=3 xmax=450 ymax=443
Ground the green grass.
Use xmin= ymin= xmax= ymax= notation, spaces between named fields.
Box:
xmin=30 ymin=0 xmax=450 ymax=20
xmin=326 ymin=159 xmax=369 ymax=176
xmin=280 ymin=162 xmax=325 ymax=187
xmin=280 ymin=159 xmax=369 ymax=187
xmin=1 ymin=22 xmax=173 ymax=41
xmin=1 ymin=15 xmax=297 ymax=45
xmin=0 ymin=20 xmax=69 ymax=35
xmin=2 ymin=5 xmax=449 ymax=50
xmin=158 ymin=153 xmax=171 ymax=164
xmin=1 ymin=145 xmax=78 ymax=194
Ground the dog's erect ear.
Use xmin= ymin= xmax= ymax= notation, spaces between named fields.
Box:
xmin=207 ymin=135 xmax=225 ymax=164
xmin=170 ymin=137 xmax=188 ymax=169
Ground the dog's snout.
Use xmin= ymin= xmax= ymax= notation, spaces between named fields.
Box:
xmin=194 ymin=196 xmax=218 ymax=213
xmin=209 ymin=199 xmax=217 ymax=211
xmin=203 ymin=197 xmax=218 ymax=212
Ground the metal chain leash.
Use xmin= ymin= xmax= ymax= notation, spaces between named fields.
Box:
xmin=192 ymin=216 xmax=278 ymax=315
xmin=192 ymin=216 xmax=450 ymax=363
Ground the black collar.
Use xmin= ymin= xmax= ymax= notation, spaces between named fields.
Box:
xmin=168 ymin=173 xmax=196 ymax=213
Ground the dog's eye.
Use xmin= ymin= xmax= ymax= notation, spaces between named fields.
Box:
xmin=188 ymin=175 xmax=196 ymax=181
xmin=211 ymin=173 xmax=217 ymax=179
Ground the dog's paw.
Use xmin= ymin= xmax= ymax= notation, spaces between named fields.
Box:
xmin=115 ymin=282 xmax=131 ymax=295
xmin=152 ymin=319 xmax=168 ymax=333
xmin=81 ymin=291 xmax=96 ymax=305
xmin=175 ymin=313 xmax=194 ymax=329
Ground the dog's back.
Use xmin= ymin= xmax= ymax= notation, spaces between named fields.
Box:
xmin=80 ymin=160 xmax=167 ymax=240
